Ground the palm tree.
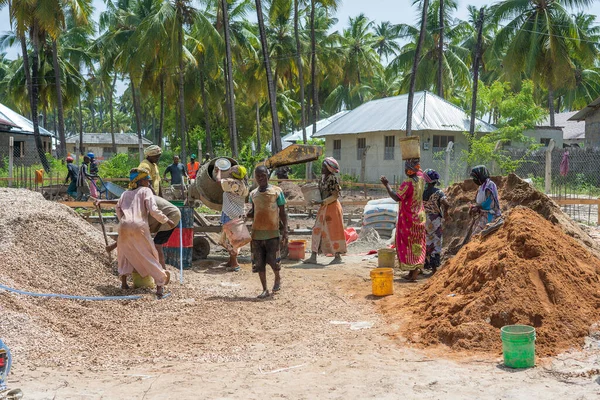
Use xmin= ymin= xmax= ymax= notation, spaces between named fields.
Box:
xmin=373 ymin=21 xmax=401 ymax=62
xmin=406 ymin=0 xmax=429 ymax=137
xmin=293 ymin=0 xmax=307 ymax=146
xmin=491 ymin=0 xmax=595 ymax=126
xmin=221 ymin=0 xmax=239 ymax=157
xmin=255 ymin=0 xmax=282 ymax=153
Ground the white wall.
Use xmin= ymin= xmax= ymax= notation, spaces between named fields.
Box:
xmin=521 ymin=127 xmax=564 ymax=149
xmin=324 ymin=130 xmax=470 ymax=182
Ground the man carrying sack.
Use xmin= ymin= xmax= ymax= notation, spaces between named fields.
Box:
xmin=215 ymin=164 xmax=250 ymax=272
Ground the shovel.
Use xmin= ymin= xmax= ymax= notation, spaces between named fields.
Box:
xmin=95 ymin=202 xmax=113 ymax=263
xmin=461 ymin=217 xmax=476 ymax=247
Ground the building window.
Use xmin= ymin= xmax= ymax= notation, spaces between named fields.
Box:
xmin=432 ymin=135 xmax=455 ymax=152
xmin=384 ymin=135 xmax=395 ymax=160
xmin=14 ymin=141 xmax=24 ymax=158
xmin=102 ymin=147 xmax=115 ymax=158
xmin=357 ymin=138 xmax=366 ymax=160
xmin=540 ymin=138 xmax=552 ymax=146
xmin=333 ymin=140 xmax=341 ymax=160
xmin=128 ymin=147 xmax=138 ymax=154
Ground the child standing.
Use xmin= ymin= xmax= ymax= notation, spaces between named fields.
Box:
xmin=422 ymin=169 xmax=451 ymax=274
xmin=247 ymin=166 xmax=287 ymax=298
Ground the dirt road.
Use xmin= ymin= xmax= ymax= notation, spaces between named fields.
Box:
xmin=6 ymin=254 xmax=600 ymax=399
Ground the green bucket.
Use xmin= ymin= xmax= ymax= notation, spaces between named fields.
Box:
xmin=170 ymin=200 xmax=185 ymax=207
xmin=501 ymin=325 xmax=536 ymax=368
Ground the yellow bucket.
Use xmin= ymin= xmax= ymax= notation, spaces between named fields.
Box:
xmin=370 ymin=268 xmax=394 ymax=296
xmin=132 ymin=272 xmax=155 ymax=288
xmin=378 ymin=248 xmax=396 ymax=268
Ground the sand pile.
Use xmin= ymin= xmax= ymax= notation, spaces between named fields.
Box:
xmin=278 ymin=181 xmax=304 ymax=201
xmin=0 ymin=188 xmax=115 ymax=296
xmin=392 ymin=207 xmax=600 ymax=356
xmin=443 ymin=174 xmax=599 ymax=256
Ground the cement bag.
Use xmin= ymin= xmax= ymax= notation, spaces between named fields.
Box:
xmin=223 ymin=218 xmax=251 ymax=249
xmin=363 ymin=221 xmax=396 ymax=231
xmin=364 ymin=214 xmax=397 ymax=225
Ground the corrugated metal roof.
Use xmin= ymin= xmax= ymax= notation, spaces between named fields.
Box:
xmin=569 ymin=96 xmax=600 ymax=121
xmin=540 ymin=111 xmax=585 ymax=140
xmin=314 ymin=91 xmax=496 ymax=137
xmin=282 ymin=111 xmax=349 ymax=143
xmin=0 ymin=102 xmax=53 ymax=136
xmin=65 ymin=133 xmax=153 ymax=145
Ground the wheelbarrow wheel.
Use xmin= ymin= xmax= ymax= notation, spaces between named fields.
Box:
xmin=193 ymin=236 xmax=211 ymax=260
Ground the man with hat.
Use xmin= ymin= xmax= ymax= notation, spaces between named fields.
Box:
xmin=187 ymin=154 xmax=200 ymax=183
xmin=139 ymin=145 xmax=163 ymax=196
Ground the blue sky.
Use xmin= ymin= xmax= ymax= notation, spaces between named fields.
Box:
xmin=1 ymin=0 xmax=599 ymax=59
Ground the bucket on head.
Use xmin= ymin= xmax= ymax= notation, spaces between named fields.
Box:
xmin=301 ymin=183 xmax=321 ymax=206
xmin=377 ymin=248 xmax=396 ymax=268
xmin=132 ymin=272 xmax=155 ymax=289
xmin=501 ymin=325 xmax=536 ymax=368
xmin=399 ymin=136 xmax=420 ymax=160
xmin=288 ymin=240 xmax=306 ymax=260
xmin=370 ymin=267 xmax=394 ymax=296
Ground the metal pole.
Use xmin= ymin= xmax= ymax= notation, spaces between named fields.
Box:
xmin=545 ymin=140 xmax=555 ymax=194
xmin=179 ymin=219 xmax=184 ymax=284
xmin=8 ymin=137 xmax=13 ymax=188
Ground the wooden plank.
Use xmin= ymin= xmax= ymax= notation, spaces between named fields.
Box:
xmin=59 ymin=201 xmax=116 ymax=209
xmin=286 ymin=200 xmax=369 ymax=207
xmin=552 ymin=198 xmax=600 ymax=206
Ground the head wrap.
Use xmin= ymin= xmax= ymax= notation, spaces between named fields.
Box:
xmin=66 ymin=156 xmax=74 ymax=162
xmin=424 ymin=169 xmax=440 ymax=185
xmin=323 ymin=157 xmax=340 ymax=174
xmin=470 ymin=165 xmax=490 ymax=186
xmin=144 ymin=145 xmax=162 ymax=157
xmin=231 ymin=165 xmax=247 ymax=180
xmin=128 ymin=168 xmax=151 ymax=190
xmin=404 ymin=158 xmax=421 ymax=175
xmin=190 ymin=154 xmax=197 ymax=159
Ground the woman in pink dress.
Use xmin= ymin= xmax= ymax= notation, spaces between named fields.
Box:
xmin=116 ymin=168 xmax=176 ymax=298
xmin=380 ymin=158 xmax=427 ymax=281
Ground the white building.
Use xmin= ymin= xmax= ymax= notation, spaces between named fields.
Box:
xmin=65 ymin=133 xmax=152 ymax=160
xmin=313 ymin=91 xmax=496 ymax=182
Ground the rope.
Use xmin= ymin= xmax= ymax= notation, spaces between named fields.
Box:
xmin=0 ymin=283 xmax=142 ymax=301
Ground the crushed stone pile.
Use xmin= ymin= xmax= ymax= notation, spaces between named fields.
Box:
xmin=442 ymin=174 xmax=600 ymax=256
xmin=0 ymin=189 xmax=115 ymax=296
xmin=279 ymin=181 xmax=304 ymax=201
xmin=390 ymin=207 xmax=600 ymax=356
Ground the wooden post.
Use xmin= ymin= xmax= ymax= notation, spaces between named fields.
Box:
xmin=444 ymin=141 xmax=454 ymax=186
xmin=138 ymin=136 xmax=144 ymax=163
xmin=490 ymin=140 xmax=502 ymax=175
xmin=8 ymin=136 xmax=13 ymax=187
xmin=75 ymin=139 xmax=80 ymax=166
xmin=545 ymin=139 xmax=555 ymax=194
xmin=198 ymin=140 xmax=202 ymax=160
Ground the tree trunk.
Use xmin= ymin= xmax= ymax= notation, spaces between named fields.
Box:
xmin=222 ymin=0 xmax=238 ymax=157
xmin=548 ymin=85 xmax=555 ymax=127
xmin=24 ymin=32 xmax=50 ymax=171
xmin=406 ymin=0 xmax=429 ymax=137
xmin=255 ymin=0 xmax=282 ymax=154
xmin=130 ymin=73 xmax=143 ymax=160
xmin=294 ymin=0 xmax=307 ymax=145
xmin=158 ymin=71 xmax=165 ymax=147
xmin=256 ymin=101 xmax=261 ymax=152
xmin=109 ymin=72 xmax=117 ymax=154
xmin=469 ymin=8 xmax=485 ymax=153
xmin=437 ymin=0 xmax=444 ymax=98
xmin=177 ymin=21 xmax=187 ymax=163
xmin=199 ymin=56 xmax=213 ymax=156
xmin=78 ymin=95 xmax=84 ymax=154
xmin=310 ymin=0 xmax=318 ymax=135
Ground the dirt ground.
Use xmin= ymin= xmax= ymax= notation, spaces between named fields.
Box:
xmin=6 ymin=251 xmax=600 ymax=399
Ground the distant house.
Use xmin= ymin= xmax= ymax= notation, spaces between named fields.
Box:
xmin=521 ymin=126 xmax=564 ymax=149
xmin=65 ymin=133 xmax=152 ymax=160
xmin=529 ymin=111 xmax=585 ymax=148
xmin=313 ymin=91 xmax=496 ymax=182
xmin=569 ymin=96 xmax=600 ymax=148
xmin=0 ymin=102 xmax=54 ymax=165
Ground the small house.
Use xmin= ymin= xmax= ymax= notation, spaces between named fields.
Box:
xmin=65 ymin=133 xmax=152 ymax=160
xmin=313 ymin=91 xmax=496 ymax=182
xmin=569 ymin=96 xmax=600 ymax=148
xmin=0 ymin=103 xmax=54 ymax=165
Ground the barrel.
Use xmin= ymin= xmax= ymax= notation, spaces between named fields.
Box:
xmin=163 ymin=204 xmax=194 ymax=269
xmin=377 ymin=248 xmax=396 ymax=268
xmin=370 ymin=268 xmax=394 ymax=296
xmin=501 ymin=325 xmax=536 ymax=368
xmin=188 ymin=158 xmax=238 ymax=211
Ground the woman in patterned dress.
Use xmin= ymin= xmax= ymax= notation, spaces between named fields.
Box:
xmin=422 ymin=169 xmax=450 ymax=274
xmin=304 ymin=157 xmax=347 ymax=265
xmin=380 ymin=158 xmax=427 ymax=281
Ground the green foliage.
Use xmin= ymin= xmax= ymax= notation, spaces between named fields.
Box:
xmin=462 ymin=81 xmax=544 ymax=173
xmin=98 ymin=153 xmax=139 ymax=179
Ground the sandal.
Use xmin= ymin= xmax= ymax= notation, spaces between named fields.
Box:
xmin=257 ymin=290 xmax=270 ymax=299
xmin=272 ymin=282 xmax=281 ymax=292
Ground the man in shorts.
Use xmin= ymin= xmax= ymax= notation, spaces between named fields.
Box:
xmin=247 ymin=166 xmax=287 ymax=298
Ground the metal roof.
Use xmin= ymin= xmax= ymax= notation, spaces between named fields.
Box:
xmin=65 ymin=133 xmax=153 ymax=145
xmin=314 ymin=91 xmax=496 ymax=137
xmin=0 ymin=102 xmax=54 ymax=136
xmin=569 ymin=96 xmax=600 ymax=121
xmin=282 ymin=111 xmax=349 ymax=143
xmin=540 ymin=111 xmax=585 ymax=140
